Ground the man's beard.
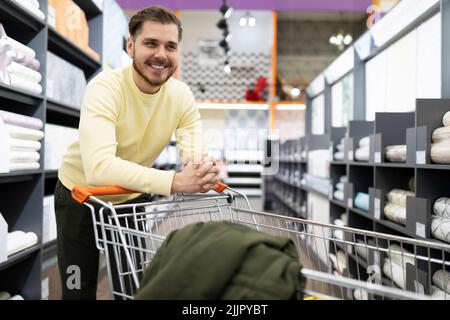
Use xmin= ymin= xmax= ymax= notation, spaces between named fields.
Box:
xmin=133 ymin=56 xmax=175 ymax=88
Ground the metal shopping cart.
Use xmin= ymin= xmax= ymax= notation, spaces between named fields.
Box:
xmin=72 ymin=183 xmax=450 ymax=300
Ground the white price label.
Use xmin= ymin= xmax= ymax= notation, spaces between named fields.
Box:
xmin=374 ymin=198 xmax=381 ymax=220
xmin=416 ymin=151 xmax=426 ymax=164
xmin=348 ymin=151 xmax=354 ymax=161
xmin=347 ymin=198 xmax=353 ymax=208
xmin=416 ymin=222 xmax=426 ymax=238
xmin=375 ymin=152 xmax=381 ymax=163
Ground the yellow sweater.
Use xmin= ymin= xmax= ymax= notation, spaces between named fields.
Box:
xmin=58 ymin=65 xmax=203 ymax=203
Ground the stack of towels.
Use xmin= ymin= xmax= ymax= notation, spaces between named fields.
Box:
xmin=431 ymin=197 xmax=450 ymax=243
xmin=382 ymin=244 xmax=415 ymax=290
xmin=333 ymin=176 xmax=346 ymax=202
xmin=10 ymin=0 xmax=45 ymax=20
xmin=431 ymin=111 xmax=450 ymax=164
xmin=354 ymin=192 xmax=369 ymax=212
xmin=0 ymin=291 xmax=24 ymax=300
xmin=334 ymin=138 xmax=344 ymax=161
xmin=7 ymin=230 xmax=38 ymax=256
xmin=431 ymin=270 xmax=450 ymax=300
xmin=0 ymin=24 xmax=42 ymax=95
xmin=385 ymin=145 xmax=407 ymax=162
xmin=384 ymin=188 xmax=415 ymax=225
xmin=355 ymin=136 xmax=370 ymax=162
xmin=0 ymin=110 xmax=43 ymax=173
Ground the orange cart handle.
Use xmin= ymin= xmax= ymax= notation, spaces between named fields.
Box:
xmin=72 ymin=182 xmax=229 ymax=204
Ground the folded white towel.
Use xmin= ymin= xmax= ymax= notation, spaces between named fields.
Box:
xmin=431 ymin=216 xmax=450 ymax=243
xmin=9 ymin=162 xmax=40 ymax=171
xmin=384 ymin=202 xmax=407 ymax=225
xmin=336 ymin=182 xmax=344 ymax=191
xmin=355 ymin=146 xmax=369 ymax=161
xmin=10 ymin=0 xmax=45 ymax=20
xmin=9 ymin=151 xmax=40 ymax=162
xmin=7 ymin=61 xmax=42 ymax=83
xmin=434 ymin=197 xmax=450 ymax=218
xmin=9 ymin=295 xmax=24 ymax=300
xmin=5 ymin=36 xmax=36 ymax=59
xmin=5 ymin=124 xmax=44 ymax=141
xmin=359 ymin=136 xmax=370 ymax=147
xmin=433 ymin=270 xmax=450 ymax=294
xmin=10 ymin=138 xmax=41 ymax=151
xmin=7 ymin=231 xmax=38 ymax=256
xmin=0 ymin=110 xmax=43 ymax=130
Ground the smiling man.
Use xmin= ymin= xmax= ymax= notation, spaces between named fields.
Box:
xmin=54 ymin=6 xmax=221 ymax=300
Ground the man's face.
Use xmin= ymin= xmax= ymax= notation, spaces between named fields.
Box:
xmin=128 ymin=20 xmax=179 ymax=90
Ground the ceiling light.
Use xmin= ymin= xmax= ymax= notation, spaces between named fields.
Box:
xmin=343 ymin=34 xmax=353 ymax=45
xmin=239 ymin=16 xmax=247 ymax=27
xmin=248 ymin=16 xmax=256 ymax=27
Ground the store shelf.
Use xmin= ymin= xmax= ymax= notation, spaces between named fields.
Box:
xmin=349 ymin=207 xmax=371 ymax=219
xmin=48 ymin=26 xmax=101 ymax=77
xmin=375 ymin=162 xmax=415 ymax=168
xmin=73 ymin=0 xmax=103 ymax=20
xmin=301 ymin=185 xmax=329 ymax=198
xmin=0 ymin=0 xmax=45 ymax=34
xmin=45 ymin=170 xmax=58 ymax=179
xmin=416 ymin=164 xmax=450 ymax=170
xmin=0 ymin=244 xmax=41 ymax=272
xmin=0 ymin=83 xmax=44 ymax=106
xmin=331 ymin=161 xmax=346 ymax=165
xmin=46 ymin=99 xmax=80 ymax=118
xmin=348 ymin=161 xmax=372 ymax=167
xmin=0 ymin=170 xmax=42 ymax=184
xmin=376 ymin=219 xmax=416 ymax=238
xmin=330 ymin=198 xmax=347 ymax=208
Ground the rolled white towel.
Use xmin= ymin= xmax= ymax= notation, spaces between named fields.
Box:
xmin=6 ymin=36 xmax=36 ymax=59
xmin=0 ymin=291 xmax=11 ymax=300
xmin=10 ymin=138 xmax=41 ymax=151
xmin=443 ymin=111 xmax=450 ymax=127
xmin=9 ymin=151 xmax=40 ymax=162
xmin=386 ymin=189 xmax=415 ymax=207
xmin=359 ymin=136 xmax=370 ymax=148
xmin=336 ymin=142 xmax=344 ymax=151
xmin=386 ymin=244 xmax=415 ymax=267
xmin=0 ymin=110 xmax=43 ymax=130
xmin=384 ymin=202 xmax=407 ymax=225
xmin=431 ymin=142 xmax=450 ymax=164
xmin=7 ymin=61 xmax=42 ymax=83
xmin=334 ymin=190 xmax=344 ymax=201
xmin=431 ymin=216 xmax=450 ymax=243
xmin=9 ymin=73 xmax=43 ymax=95
xmin=10 ymin=0 xmax=45 ymax=20
xmin=336 ymin=182 xmax=344 ymax=191
xmin=385 ymin=145 xmax=407 ymax=163
xmin=431 ymin=286 xmax=450 ymax=300
xmin=432 ymin=127 xmax=450 ymax=143
xmin=9 ymin=162 xmax=40 ymax=171
xmin=383 ymin=258 xmax=406 ymax=289
xmin=334 ymin=151 xmax=344 ymax=160
xmin=433 ymin=270 xmax=450 ymax=294
xmin=7 ymin=231 xmax=38 ymax=256
xmin=5 ymin=124 xmax=44 ymax=141
xmin=355 ymin=146 xmax=369 ymax=161
xmin=9 ymin=295 xmax=24 ymax=300
xmin=434 ymin=197 xmax=450 ymax=218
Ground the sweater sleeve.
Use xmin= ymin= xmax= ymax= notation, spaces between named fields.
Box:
xmin=78 ymin=77 xmax=175 ymax=196
xmin=175 ymin=87 xmax=206 ymax=163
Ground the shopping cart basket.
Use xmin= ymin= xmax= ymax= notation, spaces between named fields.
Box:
xmin=72 ymin=183 xmax=450 ymax=300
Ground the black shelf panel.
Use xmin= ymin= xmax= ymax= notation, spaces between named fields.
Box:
xmin=348 ymin=161 xmax=372 ymax=167
xmin=349 ymin=207 xmax=371 ymax=219
xmin=375 ymin=162 xmax=415 ymax=168
xmin=330 ymin=198 xmax=347 ymax=208
xmin=0 ymin=244 xmax=41 ymax=272
xmin=0 ymin=170 xmax=42 ymax=184
xmin=73 ymin=0 xmax=103 ymax=20
xmin=46 ymin=99 xmax=80 ymax=128
xmin=0 ymin=83 xmax=44 ymax=106
xmin=0 ymin=0 xmax=45 ymax=37
xmin=48 ymin=27 xmax=101 ymax=78
xmin=301 ymin=185 xmax=329 ymax=198
xmin=46 ymin=98 xmax=80 ymax=118
xmin=45 ymin=170 xmax=58 ymax=179
xmin=376 ymin=219 xmax=416 ymax=238
xmin=331 ymin=161 xmax=346 ymax=165
xmin=416 ymin=164 xmax=450 ymax=170
xmin=42 ymin=239 xmax=57 ymax=250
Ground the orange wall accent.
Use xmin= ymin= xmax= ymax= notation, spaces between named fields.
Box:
xmin=271 ymin=11 xmax=278 ymax=129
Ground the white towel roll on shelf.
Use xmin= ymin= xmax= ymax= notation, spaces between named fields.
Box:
xmin=433 ymin=270 xmax=450 ymax=294
xmin=434 ymin=197 xmax=450 ymax=218
xmin=443 ymin=111 xmax=450 ymax=127
xmin=9 ymin=295 xmax=24 ymax=300
xmin=0 ymin=110 xmax=43 ymax=130
xmin=7 ymin=231 xmax=38 ymax=256
xmin=5 ymin=36 xmax=36 ymax=59
xmin=10 ymin=138 xmax=41 ymax=151
xmin=7 ymin=61 xmax=42 ymax=83
xmin=5 ymin=124 xmax=44 ymax=141
xmin=9 ymin=162 xmax=40 ymax=171
xmin=383 ymin=258 xmax=406 ymax=289
xmin=9 ymin=73 xmax=43 ymax=95
xmin=359 ymin=136 xmax=370 ymax=147
xmin=9 ymin=151 xmax=40 ymax=162
xmin=431 ymin=216 xmax=450 ymax=243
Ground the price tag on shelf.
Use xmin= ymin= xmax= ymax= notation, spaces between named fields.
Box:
xmin=375 ymin=152 xmax=381 ymax=163
xmin=416 ymin=222 xmax=426 ymax=238
xmin=416 ymin=151 xmax=426 ymax=164
xmin=374 ymin=198 xmax=381 ymax=220
xmin=347 ymin=198 xmax=353 ymax=208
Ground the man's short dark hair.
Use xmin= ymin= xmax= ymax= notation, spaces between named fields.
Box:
xmin=129 ymin=6 xmax=182 ymax=41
